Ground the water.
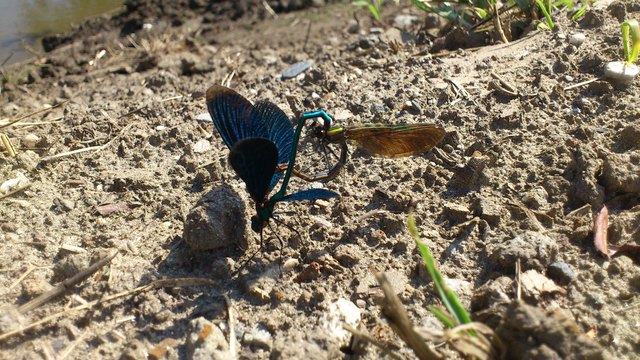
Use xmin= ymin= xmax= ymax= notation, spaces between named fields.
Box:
xmin=0 ymin=0 xmax=124 ymax=66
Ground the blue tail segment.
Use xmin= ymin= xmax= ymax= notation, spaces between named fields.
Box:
xmin=281 ymin=188 xmax=339 ymax=202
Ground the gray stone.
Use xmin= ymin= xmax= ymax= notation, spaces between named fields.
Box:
xmin=282 ymin=61 xmax=312 ymax=79
xmin=547 ymin=262 xmax=576 ymax=285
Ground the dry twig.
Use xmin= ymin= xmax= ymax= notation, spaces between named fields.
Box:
xmin=376 ymin=272 xmax=441 ymax=360
xmin=0 ymin=99 xmax=70 ymax=130
xmin=18 ymin=250 xmax=119 ymax=314
xmin=0 ymin=277 xmax=217 ymax=342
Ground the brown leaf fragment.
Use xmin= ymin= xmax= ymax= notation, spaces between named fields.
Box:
xmin=609 ymin=243 xmax=640 ymax=260
xmin=96 ymin=202 xmax=130 ymax=216
xmin=593 ymin=206 xmax=609 ymax=258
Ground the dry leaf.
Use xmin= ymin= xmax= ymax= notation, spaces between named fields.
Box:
xmin=96 ymin=202 xmax=130 ymax=216
xmin=521 ymin=270 xmax=566 ymax=298
xmin=593 ymin=205 xmax=609 ymax=258
xmin=609 ymin=243 xmax=640 ymax=260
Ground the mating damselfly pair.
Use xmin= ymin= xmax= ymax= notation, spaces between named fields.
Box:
xmin=205 ymin=85 xmax=445 ymax=254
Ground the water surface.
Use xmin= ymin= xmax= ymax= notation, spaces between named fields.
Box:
xmin=0 ymin=0 xmax=124 ymax=66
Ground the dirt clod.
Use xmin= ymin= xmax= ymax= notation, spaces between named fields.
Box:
xmin=183 ymin=184 xmax=248 ymax=250
xmin=489 ymin=231 xmax=558 ymax=272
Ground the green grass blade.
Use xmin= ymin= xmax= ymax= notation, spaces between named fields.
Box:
xmin=622 ymin=19 xmax=640 ymax=64
xmin=408 ymin=215 xmax=473 ymax=328
xmin=535 ymin=0 xmax=554 ymax=29
xmin=429 ymin=306 xmax=457 ymax=328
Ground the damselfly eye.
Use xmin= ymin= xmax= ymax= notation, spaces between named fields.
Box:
xmin=251 ymin=215 xmax=263 ymax=233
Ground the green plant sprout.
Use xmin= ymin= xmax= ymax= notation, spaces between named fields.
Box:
xmin=604 ymin=18 xmax=640 ymax=85
xmin=352 ymin=0 xmax=384 ymax=22
xmin=622 ymin=19 xmax=640 ymax=65
xmin=407 ymin=214 xmax=473 ymax=330
xmin=409 ymin=0 xmax=594 ymax=40
xmin=535 ymin=0 xmax=555 ymax=30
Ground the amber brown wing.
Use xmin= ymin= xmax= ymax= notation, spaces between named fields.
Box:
xmin=344 ymin=124 xmax=445 ymax=157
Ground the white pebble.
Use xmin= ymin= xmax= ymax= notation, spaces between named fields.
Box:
xmin=604 ymin=61 xmax=639 ymax=86
xmin=569 ymin=33 xmax=586 ymax=46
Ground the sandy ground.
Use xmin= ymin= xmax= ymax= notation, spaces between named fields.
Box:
xmin=1 ymin=0 xmax=639 ymax=359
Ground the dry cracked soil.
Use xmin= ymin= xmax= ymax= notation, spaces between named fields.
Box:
xmin=1 ymin=0 xmax=640 ymax=359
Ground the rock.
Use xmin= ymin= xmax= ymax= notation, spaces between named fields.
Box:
xmin=243 ymin=324 xmax=272 ymax=350
xmin=547 ymin=262 xmax=576 ymax=285
xmin=0 ymin=172 xmax=29 ymax=194
xmin=604 ymin=61 xmax=638 ymax=86
xmin=489 ymin=231 xmax=558 ymax=272
xmin=607 ymin=1 xmax=627 ymax=22
xmin=601 ymin=151 xmax=640 ymax=193
xmin=404 ymin=99 xmax=422 ymax=115
xmin=186 ymin=318 xmax=231 ymax=360
xmin=333 ymin=109 xmax=352 ymax=121
xmin=384 ymin=271 xmax=409 ymax=295
xmin=568 ymin=33 xmax=586 ymax=46
xmin=394 ymin=14 xmax=419 ymax=28
xmin=183 ymin=184 xmax=248 ymax=250
xmin=282 ymin=61 xmax=312 ymax=79
xmin=321 ymin=298 xmax=361 ymax=343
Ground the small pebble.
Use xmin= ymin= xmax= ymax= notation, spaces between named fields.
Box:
xmin=195 ymin=112 xmax=211 ymax=122
xmin=282 ymin=61 xmax=312 ymax=79
xmin=568 ymin=33 xmax=586 ymax=46
xmin=243 ymin=324 xmax=272 ymax=350
xmin=547 ymin=262 xmax=576 ymax=285
xmin=22 ymin=134 xmax=40 ymax=148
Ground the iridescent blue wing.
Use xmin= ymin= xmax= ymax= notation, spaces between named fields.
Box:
xmin=250 ymin=101 xmax=294 ymax=166
xmin=228 ymin=138 xmax=278 ymax=202
xmin=249 ymin=101 xmax=294 ymax=190
xmin=206 ymin=85 xmax=267 ymax=148
xmin=280 ymin=188 xmax=339 ymax=202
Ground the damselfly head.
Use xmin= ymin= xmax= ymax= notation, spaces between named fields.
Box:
xmin=251 ymin=215 xmax=264 ymax=233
